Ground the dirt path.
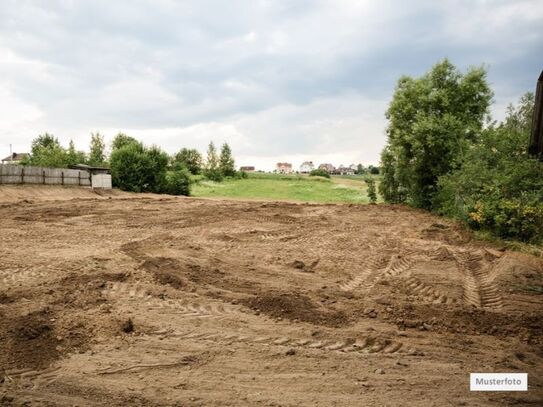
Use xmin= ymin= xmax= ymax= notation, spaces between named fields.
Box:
xmin=0 ymin=193 xmax=542 ymax=406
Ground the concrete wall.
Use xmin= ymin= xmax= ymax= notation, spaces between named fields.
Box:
xmin=0 ymin=164 xmax=91 ymax=187
xmin=91 ymin=173 xmax=112 ymax=189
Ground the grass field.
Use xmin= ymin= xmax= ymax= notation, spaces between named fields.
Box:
xmin=191 ymin=172 xmax=381 ymax=204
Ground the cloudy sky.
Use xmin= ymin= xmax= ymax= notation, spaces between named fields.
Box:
xmin=1 ymin=0 xmax=542 ymax=169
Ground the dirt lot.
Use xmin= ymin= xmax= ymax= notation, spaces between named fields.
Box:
xmin=1 ymin=187 xmax=542 ymax=406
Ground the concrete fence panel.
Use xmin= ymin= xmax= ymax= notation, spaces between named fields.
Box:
xmin=0 ymin=164 xmax=92 ymax=187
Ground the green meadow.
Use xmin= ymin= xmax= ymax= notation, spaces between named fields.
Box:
xmin=191 ymin=172 xmax=381 ymax=204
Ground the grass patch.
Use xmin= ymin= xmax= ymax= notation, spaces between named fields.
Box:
xmin=472 ymin=230 xmax=543 ymax=258
xmin=191 ymin=172 xmax=379 ymax=204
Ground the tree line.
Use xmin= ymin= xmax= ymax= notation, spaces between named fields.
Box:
xmin=21 ymin=133 xmax=242 ymax=196
xmin=379 ymin=59 xmax=543 ymax=243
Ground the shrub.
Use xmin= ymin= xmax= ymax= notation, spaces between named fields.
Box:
xmin=365 ymin=177 xmax=377 ymax=203
xmin=234 ymin=170 xmax=249 ymax=179
xmin=110 ymin=142 xmax=169 ymax=193
xmin=434 ymin=93 xmax=543 ymax=243
xmin=309 ymin=168 xmax=330 ymax=178
xmin=161 ymin=168 xmax=191 ymax=196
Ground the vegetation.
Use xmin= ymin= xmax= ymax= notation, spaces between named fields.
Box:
xmin=309 ymin=168 xmax=330 ymax=178
xmin=204 ymin=141 xmax=223 ymax=182
xmin=365 ymin=177 xmax=377 ymax=203
xmin=435 ymin=93 xmax=543 ymax=242
xmin=88 ymin=133 xmax=106 ymax=166
xmin=109 ymin=139 xmax=190 ymax=196
xmin=24 ymin=133 xmax=86 ymax=168
xmin=192 ymin=172 xmax=378 ymax=204
xmin=380 ymin=59 xmax=542 ymax=243
xmin=219 ymin=143 xmax=236 ymax=177
xmin=173 ymin=148 xmax=203 ymax=174
xmin=379 ymin=59 xmax=493 ymax=208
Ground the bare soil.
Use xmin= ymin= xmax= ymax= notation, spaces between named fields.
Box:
xmin=0 ymin=188 xmax=542 ymax=406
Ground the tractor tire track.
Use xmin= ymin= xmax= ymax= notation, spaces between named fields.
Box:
xmin=153 ymin=329 xmax=410 ymax=355
xmin=102 ymin=282 xmax=245 ymax=318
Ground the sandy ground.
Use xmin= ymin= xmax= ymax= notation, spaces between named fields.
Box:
xmin=0 ymin=187 xmax=542 ymax=406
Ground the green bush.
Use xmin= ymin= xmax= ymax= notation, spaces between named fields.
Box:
xmin=309 ymin=168 xmax=330 ymax=178
xmin=162 ymin=168 xmax=191 ymax=196
xmin=434 ymin=93 xmax=543 ymax=243
xmin=110 ymin=142 xmax=170 ymax=193
xmin=365 ymin=177 xmax=377 ymax=203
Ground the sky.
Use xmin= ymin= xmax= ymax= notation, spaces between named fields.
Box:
xmin=1 ymin=0 xmax=542 ymax=170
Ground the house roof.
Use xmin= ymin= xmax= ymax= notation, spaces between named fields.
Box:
xmin=1 ymin=152 xmax=29 ymax=162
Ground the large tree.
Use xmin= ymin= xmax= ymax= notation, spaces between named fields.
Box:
xmin=27 ymin=133 xmax=69 ymax=167
xmin=111 ymin=133 xmax=140 ymax=151
xmin=219 ymin=143 xmax=236 ymax=177
xmin=88 ymin=132 xmax=106 ymax=166
xmin=379 ymin=59 xmax=493 ymax=209
xmin=204 ymin=141 xmax=222 ymax=181
xmin=173 ymin=148 xmax=203 ymax=174
xmin=66 ymin=139 xmax=86 ymax=165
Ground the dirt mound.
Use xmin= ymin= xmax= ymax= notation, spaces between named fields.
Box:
xmin=242 ymin=292 xmax=348 ymax=327
xmin=140 ymin=257 xmax=186 ymax=289
xmin=0 ymin=309 xmax=59 ymax=369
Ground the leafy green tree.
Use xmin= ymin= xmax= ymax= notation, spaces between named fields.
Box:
xmin=356 ymin=164 xmax=365 ymax=175
xmin=380 ymin=59 xmax=493 ymax=209
xmin=219 ymin=143 xmax=236 ymax=177
xmin=111 ymin=133 xmax=140 ymax=151
xmin=88 ymin=132 xmax=106 ymax=166
xmin=173 ymin=148 xmax=203 ymax=174
xmin=66 ymin=139 xmax=86 ymax=166
xmin=204 ymin=141 xmax=223 ymax=181
xmin=365 ymin=177 xmax=377 ymax=203
xmin=368 ymin=165 xmax=380 ymax=175
xmin=27 ymin=133 xmax=70 ymax=167
xmin=434 ymin=93 xmax=543 ymax=242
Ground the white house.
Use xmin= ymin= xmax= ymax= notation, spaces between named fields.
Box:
xmin=299 ymin=161 xmax=314 ymax=173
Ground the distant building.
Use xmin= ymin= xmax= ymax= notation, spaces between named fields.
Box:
xmin=1 ymin=152 xmax=29 ymax=165
xmin=335 ymin=166 xmax=355 ymax=175
xmin=318 ymin=163 xmax=335 ymax=173
xmin=276 ymin=162 xmax=293 ymax=174
xmin=299 ymin=161 xmax=314 ymax=173
xmin=240 ymin=166 xmax=255 ymax=172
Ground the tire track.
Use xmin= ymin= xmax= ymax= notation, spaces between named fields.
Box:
xmin=151 ymin=329 xmax=409 ymax=355
xmin=102 ymin=282 xmax=245 ymax=318
xmin=456 ymin=252 xmax=503 ymax=309
xmin=404 ymin=276 xmax=458 ymax=305
xmin=2 ymin=366 xmax=61 ymax=390
xmin=340 ymin=254 xmax=412 ymax=292
xmin=0 ymin=269 xmax=48 ymax=287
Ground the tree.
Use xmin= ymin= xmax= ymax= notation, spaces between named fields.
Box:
xmin=368 ymin=165 xmax=380 ymax=175
xmin=365 ymin=177 xmax=377 ymax=203
xmin=173 ymin=148 xmax=203 ymax=174
xmin=111 ymin=133 xmax=140 ymax=151
xmin=219 ymin=143 xmax=236 ymax=177
xmin=356 ymin=164 xmax=365 ymax=175
xmin=27 ymin=133 xmax=70 ymax=167
xmin=66 ymin=139 xmax=86 ymax=166
xmin=379 ymin=59 xmax=493 ymax=209
xmin=88 ymin=132 xmax=106 ymax=166
xmin=204 ymin=141 xmax=223 ymax=181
